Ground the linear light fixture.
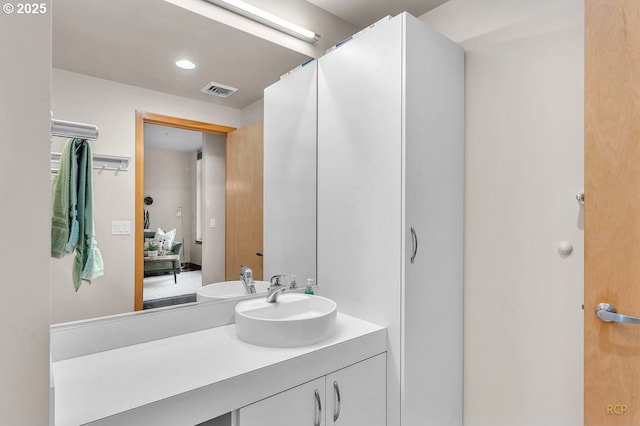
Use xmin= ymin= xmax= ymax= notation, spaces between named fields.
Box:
xmin=204 ymin=0 xmax=320 ymax=43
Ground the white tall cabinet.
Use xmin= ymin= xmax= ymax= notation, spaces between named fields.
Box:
xmin=317 ymin=13 xmax=464 ymax=426
xmin=263 ymin=61 xmax=317 ymax=282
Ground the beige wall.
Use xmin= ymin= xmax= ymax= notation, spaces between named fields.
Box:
xmin=241 ymin=98 xmax=264 ymax=127
xmin=50 ymin=69 xmax=241 ymax=324
xmin=190 ymin=151 xmax=203 ymax=266
xmin=0 ymin=4 xmax=52 ymax=425
xmin=421 ymin=1 xmax=584 ymax=425
xmin=201 ymin=133 xmax=227 ymax=284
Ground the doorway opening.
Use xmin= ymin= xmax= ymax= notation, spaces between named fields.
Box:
xmin=142 ymin=123 xmax=207 ymax=309
xmin=135 ymin=112 xmax=235 ymax=311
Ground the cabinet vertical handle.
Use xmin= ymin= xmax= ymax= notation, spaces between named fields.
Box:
xmin=410 ymin=227 xmax=418 ymax=264
xmin=314 ymin=389 xmax=322 ymax=426
xmin=333 ymin=381 xmax=341 ymax=421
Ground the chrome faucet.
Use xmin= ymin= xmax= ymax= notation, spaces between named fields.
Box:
xmin=266 ymin=275 xmax=287 ymax=303
xmin=240 ymin=265 xmax=256 ymax=294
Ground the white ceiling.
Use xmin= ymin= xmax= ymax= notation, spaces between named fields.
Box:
xmin=52 ymin=0 xmax=447 ymax=110
xmin=52 ymin=0 xmax=310 ymax=109
xmin=306 ymin=0 xmax=448 ymax=28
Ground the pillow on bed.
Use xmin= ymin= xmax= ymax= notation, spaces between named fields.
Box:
xmin=156 ymin=228 xmax=176 ymax=251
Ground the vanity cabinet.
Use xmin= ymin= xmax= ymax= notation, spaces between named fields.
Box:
xmin=237 ymin=354 xmax=386 ymax=426
xmin=317 ymin=12 xmax=464 ymax=426
xmin=52 ymin=309 xmax=386 ymax=426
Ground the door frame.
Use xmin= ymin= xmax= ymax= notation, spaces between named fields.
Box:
xmin=134 ymin=111 xmax=236 ymax=311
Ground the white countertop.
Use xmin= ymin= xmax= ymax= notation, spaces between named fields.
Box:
xmin=53 ymin=312 xmax=386 ymax=426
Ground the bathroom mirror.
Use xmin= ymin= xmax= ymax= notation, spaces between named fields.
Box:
xmin=49 ymin=0 xmax=323 ymax=324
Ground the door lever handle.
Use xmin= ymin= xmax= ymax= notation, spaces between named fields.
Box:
xmin=595 ymin=303 xmax=640 ymax=324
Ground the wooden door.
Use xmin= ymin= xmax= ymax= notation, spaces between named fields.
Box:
xmin=225 ymin=121 xmax=263 ymax=281
xmin=584 ymin=0 xmax=640 ymax=424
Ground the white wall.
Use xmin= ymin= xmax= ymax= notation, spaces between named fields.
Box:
xmin=51 ymin=69 xmax=241 ymax=324
xmin=241 ymin=98 xmax=264 ymax=127
xmin=0 ymin=4 xmax=51 ymax=425
xmin=201 ymin=133 xmax=227 ymax=284
xmin=190 ymin=152 xmax=203 ymax=266
xmin=144 ymin=148 xmax=194 ymax=263
xmin=420 ymin=1 xmax=584 ymax=425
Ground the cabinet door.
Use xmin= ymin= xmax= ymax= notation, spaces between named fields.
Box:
xmin=317 ymin=14 xmax=403 ymax=324
xmin=238 ymin=377 xmax=325 ymax=426
xmin=403 ymin=14 xmax=464 ymax=426
xmin=326 ymin=354 xmax=386 ymax=426
xmin=317 ymin=15 xmax=402 ymax=426
xmin=263 ymin=61 xmax=317 ymax=282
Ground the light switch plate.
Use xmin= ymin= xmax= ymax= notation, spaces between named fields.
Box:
xmin=111 ymin=221 xmax=131 ymax=235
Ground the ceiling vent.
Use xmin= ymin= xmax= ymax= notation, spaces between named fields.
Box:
xmin=200 ymin=81 xmax=239 ymax=98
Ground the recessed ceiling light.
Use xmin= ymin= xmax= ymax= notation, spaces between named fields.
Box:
xmin=176 ymin=59 xmax=196 ymax=70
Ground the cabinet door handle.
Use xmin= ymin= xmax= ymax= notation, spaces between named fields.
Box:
xmin=314 ymin=389 xmax=322 ymax=426
xmin=333 ymin=381 xmax=341 ymax=421
xmin=410 ymin=227 xmax=418 ymax=264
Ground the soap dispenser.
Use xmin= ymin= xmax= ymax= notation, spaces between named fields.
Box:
xmin=289 ymin=275 xmax=297 ymax=289
xmin=304 ymin=278 xmax=315 ymax=295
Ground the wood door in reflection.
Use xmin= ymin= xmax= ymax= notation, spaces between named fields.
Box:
xmin=225 ymin=121 xmax=263 ymax=281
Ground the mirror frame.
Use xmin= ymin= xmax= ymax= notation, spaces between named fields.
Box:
xmin=134 ymin=111 xmax=236 ymax=310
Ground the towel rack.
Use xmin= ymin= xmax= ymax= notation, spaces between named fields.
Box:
xmin=51 ymin=117 xmax=99 ymax=140
xmin=51 ymin=152 xmax=130 ymax=173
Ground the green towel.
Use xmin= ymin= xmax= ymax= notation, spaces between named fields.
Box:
xmin=65 ymin=141 xmax=79 ymax=253
xmin=51 ymin=139 xmax=74 ymax=258
xmin=72 ymin=140 xmax=103 ymax=290
xmin=51 ymin=139 xmax=104 ymax=291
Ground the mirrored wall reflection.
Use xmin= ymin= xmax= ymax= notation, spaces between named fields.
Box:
xmin=49 ymin=0 xmax=317 ymax=325
xmin=142 ymin=124 xmax=206 ymax=309
xmin=140 ymin=118 xmax=265 ymax=312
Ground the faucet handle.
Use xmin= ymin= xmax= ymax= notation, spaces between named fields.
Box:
xmin=241 ymin=264 xmax=253 ymax=278
xmin=270 ymin=275 xmax=287 ymax=286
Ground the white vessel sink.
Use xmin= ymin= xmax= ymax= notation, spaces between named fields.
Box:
xmin=235 ymin=293 xmax=337 ymax=348
xmin=197 ymin=280 xmax=270 ymax=302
